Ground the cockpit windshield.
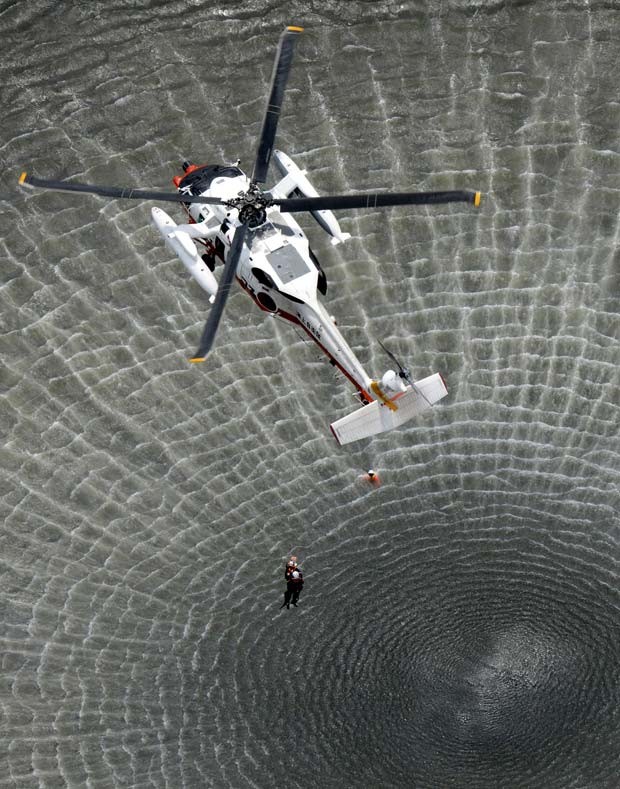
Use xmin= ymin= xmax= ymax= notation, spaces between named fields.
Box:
xmin=179 ymin=165 xmax=243 ymax=196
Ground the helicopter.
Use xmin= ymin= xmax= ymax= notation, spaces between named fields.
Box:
xmin=19 ymin=25 xmax=480 ymax=445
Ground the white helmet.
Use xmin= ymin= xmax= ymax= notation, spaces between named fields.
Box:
xmin=292 ymin=571 xmax=300 ymax=579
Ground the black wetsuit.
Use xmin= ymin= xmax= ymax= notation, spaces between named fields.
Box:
xmin=283 ymin=571 xmax=304 ymax=608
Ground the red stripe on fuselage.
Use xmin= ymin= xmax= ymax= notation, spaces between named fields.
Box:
xmin=236 ymin=278 xmax=373 ymax=404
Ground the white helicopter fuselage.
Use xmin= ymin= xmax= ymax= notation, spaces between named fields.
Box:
xmin=149 ymin=154 xmax=449 ymax=443
xmin=152 ymin=157 xmax=376 ymax=403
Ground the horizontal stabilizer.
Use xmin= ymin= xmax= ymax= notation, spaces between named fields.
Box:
xmin=330 ymin=373 xmax=447 ymax=445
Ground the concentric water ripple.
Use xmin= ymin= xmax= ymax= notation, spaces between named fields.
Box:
xmin=2 ymin=1 xmax=620 ymax=787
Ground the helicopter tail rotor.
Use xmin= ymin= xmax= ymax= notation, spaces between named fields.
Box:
xmin=378 ymin=340 xmax=413 ymax=383
xmin=378 ymin=340 xmax=432 ymax=406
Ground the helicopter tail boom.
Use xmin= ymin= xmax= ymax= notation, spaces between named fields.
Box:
xmin=329 ymin=372 xmax=448 ymax=445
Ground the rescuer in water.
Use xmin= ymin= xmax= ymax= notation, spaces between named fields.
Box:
xmin=360 ymin=469 xmax=381 ymax=487
xmin=285 ymin=556 xmax=298 ymax=581
xmin=281 ymin=560 xmax=304 ymax=609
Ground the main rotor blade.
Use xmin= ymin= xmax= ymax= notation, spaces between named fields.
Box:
xmin=189 ymin=223 xmax=249 ymax=363
xmin=251 ymin=25 xmax=303 ymax=185
xmin=274 ymin=190 xmax=481 ymax=213
xmin=19 ymin=173 xmax=226 ymax=206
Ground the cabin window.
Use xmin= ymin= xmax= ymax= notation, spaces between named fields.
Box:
xmin=251 ymin=267 xmax=276 ymax=288
xmin=257 ymin=292 xmax=277 ymax=312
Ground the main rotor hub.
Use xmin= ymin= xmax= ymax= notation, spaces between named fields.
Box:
xmin=230 ymin=187 xmax=270 ymax=228
xmin=238 ymin=203 xmax=266 ymax=228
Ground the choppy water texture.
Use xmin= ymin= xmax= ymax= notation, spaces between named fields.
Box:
xmin=1 ymin=1 xmax=620 ymax=787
